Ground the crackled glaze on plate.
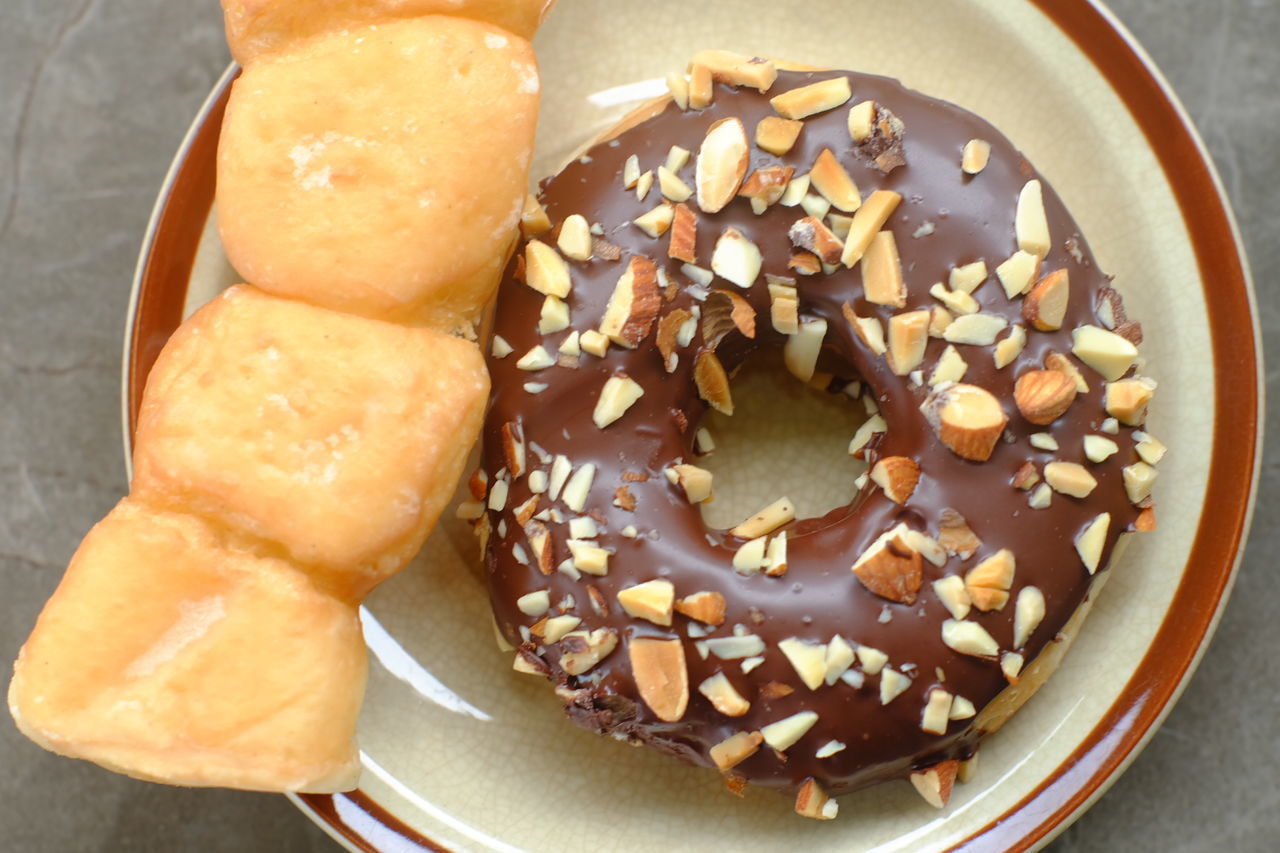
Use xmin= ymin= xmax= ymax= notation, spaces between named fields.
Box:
xmin=123 ymin=0 xmax=1259 ymax=850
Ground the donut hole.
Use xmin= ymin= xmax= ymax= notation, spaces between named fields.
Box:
xmin=695 ymin=354 xmax=870 ymax=531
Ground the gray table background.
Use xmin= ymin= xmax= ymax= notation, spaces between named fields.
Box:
xmin=1 ymin=1 xmax=1275 ymax=850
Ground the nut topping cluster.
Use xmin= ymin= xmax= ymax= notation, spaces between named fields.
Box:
xmin=476 ymin=54 xmax=1161 ymax=821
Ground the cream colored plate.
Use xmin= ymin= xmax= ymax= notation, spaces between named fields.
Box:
xmin=151 ymin=0 xmax=1248 ymax=849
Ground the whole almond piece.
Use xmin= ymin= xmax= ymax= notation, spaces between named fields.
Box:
xmin=696 ymin=118 xmax=749 ymax=214
xmin=1023 ymin=269 xmax=1070 ymax=331
xmin=629 ymin=637 xmax=689 ymax=722
xmin=1014 ymin=369 xmax=1078 ymax=425
xmin=921 ymin=383 xmax=1009 ymax=462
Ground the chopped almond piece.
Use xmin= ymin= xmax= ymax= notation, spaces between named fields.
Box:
xmin=688 ymin=63 xmax=713 ymax=109
xmin=694 ymin=350 xmax=733 ymax=415
xmin=995 ymin=250 xmax=1041 ymax=299
xmin=870 ymin=456 xmax=921 ymax=504
xmin=1071 ymin=325 xmax=1138 ymax=380
xmin=1075 ymin=512 xmax=1110 ymax=573
xmin=1136 ymin=506 xmax=1157 ymax=531
xmin=921 ymin=383 xmax=1009 ymax=462
xmin=616 ymin=579 xmax=675 ymax=626
xmin=710 ymin=227 xmax=763 ymax=288
xmin=887 ymin=310 xmax=930 ymax=375
xmin=658 ymin=165 xmax=693 ymax=202
xmin=941 ymin=619 xmax=999 ymax=657
xmin=861 ymin=231 xmax=906 ymax=307
xmin=1123 ymin=461 xmax=1158 ymax=503
xmin=965 ymin=549 xmax=1015 ymax=612
xmin=675 ymin=590 xmax=726 ymax=626
xmin=993 ymin=325 xmax=1027 ymax=369
xmin=701 ymin=289 xmax=756 ymax=348
xmin=1023 ymin=269 xmax=1070 ymax=330
xmin=910 ymin=761 xmax=960 ymax=809
xmin=756 ymin=116 xmax=803 ymax=156
xmin=770 ymin=76 xmax=851 ymax=119
xmin=853 ymin=536 xmax=923 ymax=604
xmin=789 ymin=216 xmax=844 ymax=265
xmin=1016 ymin=179 xmax=1051 ymax=256
xmin=556 ymin=214 xmax=593 ymax=261
xmin=739 ymin=166 xmax=794 ymax=214
xmin=1011 ymin=461 xmax=1039 ymax=490
xmin=843 ymin=303 xmax=887 ymax=355
xmin=1045 ymin=461 xmax=1097 ymax=498
xmin=847 ymin=99 xmax=876 ymax=141
xmin=520 ymin=193 xmax=551 ymax=237
xmin=666 ymin=71 xmax=690 ymax=110
xmin=760 ymin=710 xmax=818 ymax=751
xmin=809 ymin=149 xmax=861 ymax=212
xmin=783 ymin=318 xmax=827 ymax=382
xmin=667 ymin=202 xmax=697 ymax=263
xmin=961 ymin=139 xmax=991 ymax=174
xmin=777 ymin=638 xmax=827 ymax=691
xmin=592 ymin=375 xmax=644 ymax=429
xmin=633 ymin=203 xmax=675 ymax=239
xmin=795 ymin=778 xmax=838 ymax=820
xmin=768 ymin=279 xmax=799 ymax=335
xmin=1013 ymin=586 xmax=1045 ymax=648
xmin=1014 ymin=369 xmax=1078 ymax=425
xmin=698 ymin=672 xmax=750 ymax=717
xmin=1045 ymin=350 xmax=1090 ymax=393
xmin=599 ymin=256 xmax=661 ymax=348
xmin=730 ymin=497 xmax=796 ymax=538
xmin=690 ymin=50 xmax=778 ymax=91
xmin=840 ymin=190 xmax=902 ymax=266
xmin=1104 ymin=377 xmax=1157 ymax=425
xmin=667 ymin=463 xmax=714 ymax=504
xmin=949 ymin=260 xmax=988 ymax=294
xmin=937 ymin=508 xmax=981 ymax=559
xmin=559 ymin=628 xmax=619 ymax=676
xmin=524 ymin=240 xmax=571 ymax=297
xmin=629 ymin=637 xmax=689 ymax=722
xmin=788 ymin=250 xmax=821 ymax=276
xmin=709 ymin=731 xmax=763 ymax=771
xmin=933 ymin=576 xmax=972 ymax=620
xmin=695 ymin=118 xmax=749 ymax=213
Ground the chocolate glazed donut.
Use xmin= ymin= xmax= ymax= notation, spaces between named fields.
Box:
xmin=471 ymin=60 xmax=1162 ymax=819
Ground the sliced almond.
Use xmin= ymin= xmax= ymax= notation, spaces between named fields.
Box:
xmin=696 ymin=118 xmax=749 ymax=213
xmin=993 ymin=324 xmax=1027 ymax=369
xmin=1075 ymin=512 xmax=1110 ymax=574
xmin=789 ymin=215 xmax=844 ymax=265
xmin=710 ymin=227 xmax=763 ymax=288
xmin=938 ymin=508 xmax=981 ymax=559
xmin=524 ymin=240 xmax=571 ymax=297
xmin=599 ymin=256 xmax=661 ymax=348
xmin=675 ymin=590 xmax=726 ymax=626
xmin=965 ymin=549 xmax=1015 ymax=612
xmin=847 ymin=99 xmax=876 ymax=141
xmin=629 ymin=637 xmax=689 ymax=722
xmin=949 ymin=261 xmax=989 ymax=294
xmin=698 ymin=672 xmax=750 ymax=717
xmin=520 ymin=194 xmax=552 ymax=237
xmin=694 ymin=350 xmax=734 ymax=415
xmin=617 ymin=579 xmax=676 ymax=626
xmin=1105 ymin=377 xmax=1157 ymax=425
xmin=942 ymin=313 xmax=1007 ymax=346
xmin=1014 ymin=369 xmax=1078 ymax=425
xmin=665 ymin=202 xmax=698 ymax=263
xmin=1015 ymin=179 xmax=1050 ymax=256
xmin=783 ymin=317 xmax=828 ymax=383
xmin=688 ymin=63 xmax=713 ymax=109
xmin=755 ymin=114 xmax=803 ymax=154
xmin=770 ymin=76 xmax=851 ymax=119
xmin=1013 ymin=586 xmax=1045 ymax=648
xmin=760 ymin=710 xmax=819 ymax=752
xmin=666 ymin=72 xmax=690 ymax=110
xmin=929 ymin=306 xmax=955 ymax=338
xmin=795 ymin=778 xmax=838 ymax=820
xmin=861 ymin=231 xmax=906 ymax=307
xmin=634 ymin=203 xmax=676 ymax=239
xmin=809 ymin=148 xmax=861 ymax=212
xmin=655 ymin=308 xmax=692 ymax=373
xmin=870 ymin=456 xmax=920 ymax=504
xmin=731 ymin=496 xmax=796 ymax=538
xmin=1045 ymin=461 xmax=1097 ymax=498
xmin=1023 ymin=269 xmax=1070 ymax=330
xmin=853 ymin=535 xmax=923 ymax=604
xmin=1071 ymin=325 xmax=1138 ymax=380
xmin=557 ymin=213 xmax=593 ymax=261
xmin=961 ymin=139 xmax=991 ymax=175
xmin=941 ymin=619 xmax=999 ymax=657
xmin=739 ymin=166 xmax=795 ymax=213
xmin=911 ymin=761 xmax=960 ymax=809
xmin=667 ymin=463 xmax=714 ymax=504
xmin=709 ymin=730 xmax=763 ymax=771
xmin=887 ymin=310 xmax=930 ymax=375
xmin=690 ymin=50 xmax=778 ymax=91
xmin=840 ymin=189 xmax=902 ymax=267
xmin=921 ymin=383 xmax=1009 ymax=462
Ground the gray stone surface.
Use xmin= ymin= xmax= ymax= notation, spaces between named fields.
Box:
xmin=0 ymin=0 xmax=1274 ymax=850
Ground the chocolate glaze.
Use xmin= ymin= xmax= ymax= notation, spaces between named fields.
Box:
xmin=478 ymin=70 xmax=1146 ymax=800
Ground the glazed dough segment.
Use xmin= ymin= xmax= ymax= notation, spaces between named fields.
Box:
xmin=132 ymin=285 xmax=489 ymax=601
xmin=216 ymin=15 xmax=540 ymax=328
xmin=9 ymin=2 xmax=544 ymax=792
xmin=222 ymin=0 xmax=556 ymax=63
xmin=8 ymin=501 xmax=366 ymax=793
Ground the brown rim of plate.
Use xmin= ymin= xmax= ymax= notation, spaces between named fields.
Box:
xmin=121 ymin=2 xmax=1260 ymax=851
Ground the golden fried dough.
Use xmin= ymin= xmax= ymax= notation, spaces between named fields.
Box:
xmin=222 ymin=0 xmax=556 ymax=64
xmin=132 ymin=285 xmax=488 ymax=599
xmin=216 ymin=16 xmax=540 ymax=329
xmin=8 ymin=500 xmax=365 ymax=792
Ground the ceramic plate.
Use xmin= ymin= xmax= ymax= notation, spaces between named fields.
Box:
xmin=122 ymin=0 xmax=1260 ymax=850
